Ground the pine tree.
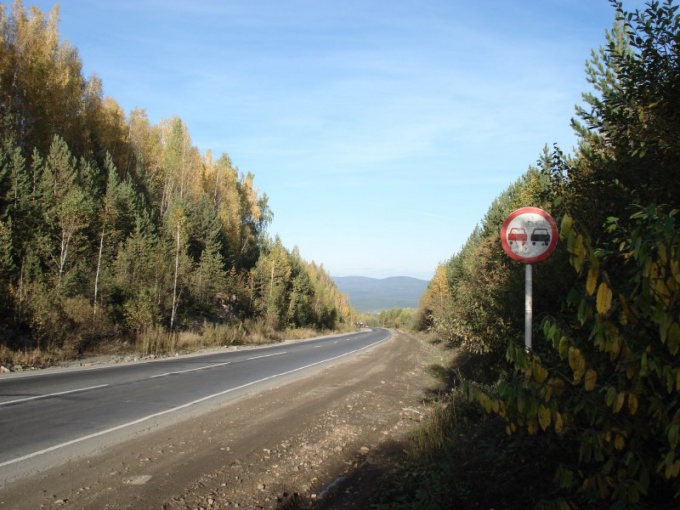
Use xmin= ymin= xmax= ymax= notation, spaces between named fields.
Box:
xmin=93 ymin=155 xmax=121 ymax=317
xmin=37 ymin=136 xmax=94 ymax=290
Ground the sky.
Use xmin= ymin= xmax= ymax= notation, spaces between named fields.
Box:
xmin=22 ymin=0 xmax=647 ymax=280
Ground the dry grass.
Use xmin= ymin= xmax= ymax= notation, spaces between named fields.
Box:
xmin=136 ymin=326 xmax=177 ymax=356
xmin=1 ymin=321 xmax=360 ymax=369
xmin=0 ymin=344 xmax=64 ymax=369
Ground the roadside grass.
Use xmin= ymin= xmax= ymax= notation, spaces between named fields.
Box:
xmin=373 ymin=333 xmax=567 ymax=510
xmin=0 ymin=321 xmax=356 ymax=369
xmin=0 ymin=344 xmax=64 ymax=369
xmin=376 ymin=390 xmax=564 ymax=509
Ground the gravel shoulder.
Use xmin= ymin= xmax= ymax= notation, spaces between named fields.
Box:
xmin=0 ymin=330 xmax=443 ymax=509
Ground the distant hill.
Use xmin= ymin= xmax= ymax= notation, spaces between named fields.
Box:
xmin=333 ymin=276 xmax=429 ymax=312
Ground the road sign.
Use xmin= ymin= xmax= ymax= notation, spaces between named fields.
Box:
xmin=501 ymin=207 xmax=558 ymax=351
xmin=500 ymin=207 xmax=558 ymax=264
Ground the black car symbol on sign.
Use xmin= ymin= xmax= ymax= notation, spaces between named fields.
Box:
xmin=531 ymin=228 xmax=550 ymax=246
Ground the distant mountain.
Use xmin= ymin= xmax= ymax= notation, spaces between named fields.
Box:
xmin=333 ymin=276 xmax=429 ymax=312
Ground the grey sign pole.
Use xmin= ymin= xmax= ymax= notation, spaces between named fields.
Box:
xmin=525 ymin=264 xmax=532 ymax=352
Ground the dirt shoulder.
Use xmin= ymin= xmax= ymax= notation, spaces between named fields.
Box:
xmin=0 ymin=330 xmax=443 ymax=510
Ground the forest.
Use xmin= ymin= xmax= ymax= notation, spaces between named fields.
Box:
xmin=399 ymin=1 xmax=680 ymax=508
xmin=0 ymin=2 xmax=354 ymax=366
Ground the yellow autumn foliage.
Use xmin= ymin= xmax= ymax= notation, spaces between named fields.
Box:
xmin=568 ymin=347 xmax=586 ymax=382
xmin=584 ymin=369 xmax=598 ymax=391
xmin=586 ymin=266 xmax=599 ymax=296
xmin=554 ymin=412 xmax=564 ymax=434
xmin=538 ymin=405 xmax=552 ymax=431
xmin=614 ymin=391 xmax=626 ymax=413
xmin=596 ymin=282 xmax=613 ymax=314
xmin=628 ymin=393 xmax=639 ymax=415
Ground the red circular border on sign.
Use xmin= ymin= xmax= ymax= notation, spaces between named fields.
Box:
xmin=500 ymin=207 xmax=558 ymax=264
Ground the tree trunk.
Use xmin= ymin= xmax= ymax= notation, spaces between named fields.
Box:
xmin=57 ymin=229 xmax=72 ymax=286
xmin=170 ymin=224 xmax=181 ymax=330
xmin=93 ymin=228 xmax=104 ymax=317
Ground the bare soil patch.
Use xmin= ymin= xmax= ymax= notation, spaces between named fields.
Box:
xmin=0 ymin=331 xmax=442 ymax=509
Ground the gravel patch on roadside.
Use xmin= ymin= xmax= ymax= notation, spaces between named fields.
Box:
xmin=160 ymin=331 xmax=439 ymax=510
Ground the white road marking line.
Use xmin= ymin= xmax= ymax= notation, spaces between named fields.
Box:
xmin=150 ymin=361 xmax=232 ymax=378
xmin=0 ymin=338 xmax=386 ymax=469
xmin=0 ymin=384 xmax=110 ymax=407
xmin=247 ymin=352 xmax=286 ymax=360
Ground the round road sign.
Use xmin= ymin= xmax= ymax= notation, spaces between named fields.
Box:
xmin=500 ymin=207 xmax=558 ymax=263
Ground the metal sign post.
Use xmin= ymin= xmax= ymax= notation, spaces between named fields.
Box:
xmin=525 ymin=263 xmax=532 ymax=352
xmin=500 ymin=207 xmax=558 ymax=353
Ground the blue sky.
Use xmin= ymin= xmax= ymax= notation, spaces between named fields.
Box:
xmin=25 ymin=0 xmax=645 ymax=280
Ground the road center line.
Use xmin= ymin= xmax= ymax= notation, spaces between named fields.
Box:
xmin=0 ymin=384 xmax=110 ymax=407
xmin=150 ymin=361 xmax=232 ymax=378
xmin=0 ymin=338 xmax=386 ymax=469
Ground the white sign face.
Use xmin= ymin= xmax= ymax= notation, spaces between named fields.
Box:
xmin=500 ymin=207 xmax=558 ymax=263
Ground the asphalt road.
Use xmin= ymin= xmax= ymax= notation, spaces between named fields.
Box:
xmin=0 ymin=328 xmax=390 ymax=484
